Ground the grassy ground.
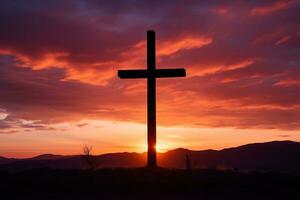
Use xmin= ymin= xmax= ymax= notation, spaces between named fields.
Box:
xmin=0 ymin=168 xmax=299 ymax=200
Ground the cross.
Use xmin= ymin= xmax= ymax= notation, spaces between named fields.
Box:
xmin=118 ymin=30 xmax=186 ymax=168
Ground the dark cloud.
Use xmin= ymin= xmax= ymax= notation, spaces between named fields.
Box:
xmin=0 ymin=0 xmax=300 ymax=130
xmin=76 ymin=123 xmax=88 ymax=128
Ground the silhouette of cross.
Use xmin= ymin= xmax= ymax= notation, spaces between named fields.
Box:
xmin=118 ymin=30 xmax=186 ymax=168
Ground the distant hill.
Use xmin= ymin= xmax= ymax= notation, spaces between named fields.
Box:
xmin=0 ymin=156 xmax=18 ymax=165
xmin=159 ymin=141 xmax=300 ymax=175
xmin=1 ymin=140 xmax=300 ymax=175
xmin=31 ymin=154 xmax=72 ymax=160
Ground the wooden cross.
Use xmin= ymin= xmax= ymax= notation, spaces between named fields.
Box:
xmin=118 ymin=30 xmax=186 ymax=168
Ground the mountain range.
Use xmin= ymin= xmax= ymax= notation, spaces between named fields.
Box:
xmin=1 ymin=140 xmax=300 ymax=175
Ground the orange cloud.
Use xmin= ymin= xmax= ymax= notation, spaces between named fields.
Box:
xmin=0 ymin=49 xmax=69 ymax=70
xmin=157 ymin=36 xmax=212 ymax=56
xmin=18 ymin=53 xmax=69 ymax=70
xmin=251 ymin=0 xmax=295 ymax=15
xmin=64 ymin=62 xmax=118 ymax=85
xmin=274 ymin=79 xmax=300 ymax=86
xmin=0 ymin=49 xmax=123 ymax=85
xmin=187 ymin=59 xmax=254 ymax=77
xmin=121 ymin=35 xmax=212 ymax=65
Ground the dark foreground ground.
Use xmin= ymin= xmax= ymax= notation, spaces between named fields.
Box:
xmin=0 ymin=168 xmax=299 ymax=200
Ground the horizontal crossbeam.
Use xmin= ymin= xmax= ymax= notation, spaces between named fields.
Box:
xmin=118 ymin=69 xmax=148 ymax=79
xmin=118 ymin=68 xmax=186 ymax=79
xmin=156 ymin=68 xmax=186 ymax=78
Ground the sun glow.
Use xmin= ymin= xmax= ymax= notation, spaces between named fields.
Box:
xmin=155 ymin=143 xmax=173 ymax=153
xmin=139 ymin=142 xmax=174 ymax=153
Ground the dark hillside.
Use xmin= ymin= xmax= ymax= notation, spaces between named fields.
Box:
xmin=0 ymin=168 xmax=299 ymax=200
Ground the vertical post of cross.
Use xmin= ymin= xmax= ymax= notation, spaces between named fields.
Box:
xmin=147 ymin=30 xmax=157 ymax=168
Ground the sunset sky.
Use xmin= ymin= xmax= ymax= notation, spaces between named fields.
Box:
xmin=1 ymin=0 xmax=300 ymax=158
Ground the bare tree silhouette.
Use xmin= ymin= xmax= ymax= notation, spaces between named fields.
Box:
xmin=82 ymin=145 xmax=95 ymax=170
